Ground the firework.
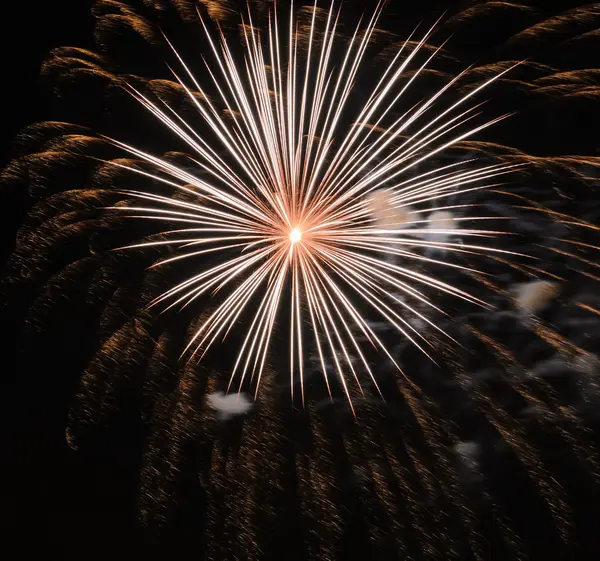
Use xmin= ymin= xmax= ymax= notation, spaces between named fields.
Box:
xmin=109 ymin=0 xmax=522 ymax=407
xmin=5 ymin=1 xmax=600 ymax=557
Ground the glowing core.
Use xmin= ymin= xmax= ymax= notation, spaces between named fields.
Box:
xmin=289 ymin=228 xmax=302 ymax=244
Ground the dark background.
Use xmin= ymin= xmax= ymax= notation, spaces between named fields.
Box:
xmin=3 ymin=1 xmax=106 ymax=553
xmin=2 ymin=1 xmax=95 ymax=261
xmin=2 ymin=1 xmax=95 ymax=166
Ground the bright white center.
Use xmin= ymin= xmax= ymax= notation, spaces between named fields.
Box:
xmin=289 ymin=228 xmax=302 ymax=244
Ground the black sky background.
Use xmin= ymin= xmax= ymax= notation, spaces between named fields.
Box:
xmin=2 ymin=1 xmax=95 ymax=258
xmin=2 ymin=1 xmax=94 ymax=160
xmin=3 ymin=0 xmax=600 ymax=557
xmin=3 ymin=1 xmax=123 ymax=554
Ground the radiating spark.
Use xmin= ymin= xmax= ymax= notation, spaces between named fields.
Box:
xmin=107 ymin=0 xmax=524 ymax=406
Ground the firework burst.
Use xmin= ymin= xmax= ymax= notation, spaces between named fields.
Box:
xmin=5 ymin=0 xmax=600 ymax=556
xmin=109 ymin=0 xmax=523 ymax=407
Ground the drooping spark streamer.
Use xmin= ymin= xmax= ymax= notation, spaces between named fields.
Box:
xmin=109 ymin=0 xmax=524 ymax=407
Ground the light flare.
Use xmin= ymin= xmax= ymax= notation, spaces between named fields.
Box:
xmin=290 ymin=227 xmax=302 ymax=244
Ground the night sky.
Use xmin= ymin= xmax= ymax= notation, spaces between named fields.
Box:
xmin=4 ymin=1 xmax=600 ymax=558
